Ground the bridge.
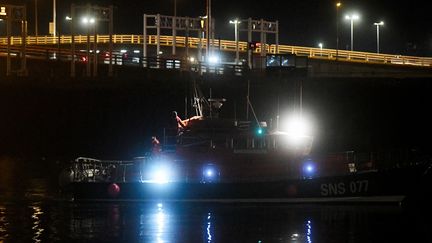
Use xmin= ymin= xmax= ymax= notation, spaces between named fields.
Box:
xmin=1 ymin=34 xmax=432 ymax=78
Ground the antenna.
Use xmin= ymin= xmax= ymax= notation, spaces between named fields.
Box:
xmin=247 ymin=92 xmax=260 ymax=128
xmin=246 ymin=80 xmax=250 ymax=120
xmin=209 ymin=88 xmax=212 ymax=118
xmin=277 ymin=95 xmax=280 ymax=130
xmin=299 ymin=79 xmax=303 ymax=117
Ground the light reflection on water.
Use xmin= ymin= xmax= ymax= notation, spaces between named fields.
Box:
xmin=206 ymin=212 xmax=212 ymax=243
xmin=31 ymin=205 xmax=44 ymax=243
xmin=306 ymin=220 xmax=312 ymax=243
xmin=0 ymin=201 xmax=431 ymax=243
xmin=0 ymin=206 xmax=8 ymax=239
xmin=0 ymin=201 xmax=430 ymax=242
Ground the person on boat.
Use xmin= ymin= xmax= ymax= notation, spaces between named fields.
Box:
xmin=171 ymin=111 xmax=202 ymax=138
xmin=172 ymin=111 xmax=187 ymax=134
xmin=151 ymin=136 xmax=161 ymax=156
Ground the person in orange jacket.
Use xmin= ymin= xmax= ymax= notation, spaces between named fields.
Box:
xmin=172 ymin=111 xmax=186 ymax=134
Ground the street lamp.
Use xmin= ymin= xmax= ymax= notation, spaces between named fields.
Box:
xmin=374 ymin=21 xmax=384 ymax=53
xmin=82 ymin=16 xmax=96 ymax=77
xmin=335 ymin=2 xmax=341 ymax=59
xmin=345 ymin=14 xmax=359 ymax=51
xmin=35 ymin=0 xmax=38 ymax=36
xmin=53 ymin=0 xmax=56 ymax=37
xmin=318 ymin=43 xmax=323 ymax=56
xmin=229 ymin=19 xmax=241 ymax=64
xmin=82 ymin=16 xmax=95 ymax=25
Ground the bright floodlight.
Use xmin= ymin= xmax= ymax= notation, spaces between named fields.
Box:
xmin=147 ymin=163 xmax=175 ymax=184
xmin=208 ymin=55 xmax=220 ymax=64
xmin=81 ymin=16 xmax=95 ymax=25
xmin=283 ymin=115 xmax=313 ymax=138
xmin=153 ymin=169 xmax=169 ymax=183
xmin=345 ymin=14 xmax=359 ymax=20
xmin=374 ymin=21 xmax=384 ymax=26
xmin=229 ymin=19 xmax=241 ymax=24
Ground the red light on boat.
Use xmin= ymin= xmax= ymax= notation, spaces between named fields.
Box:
xmin=107 ymin=183 xmax=120 ymax=197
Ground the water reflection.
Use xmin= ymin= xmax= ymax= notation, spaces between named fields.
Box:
xmin=155 ymin=203 xmax=166 ymax=243
xmin=306 ymin=220 xmax=312 ymax=243
xmin=0 ymin=206 xmax=8 ymax=239
xmin=205 ymin=212 xmax=212 ymax=243
xmin=31 ymin=205 xmax=44 ymax=243
xmin=0 ymin=202 xmax=430 ymax=242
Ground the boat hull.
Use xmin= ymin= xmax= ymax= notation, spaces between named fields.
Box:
xmin=66 ymin=165 xmax=431 ymax=203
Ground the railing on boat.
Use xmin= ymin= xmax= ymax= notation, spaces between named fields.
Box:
xmin=70 ymin=157 xmax=142 ymax=183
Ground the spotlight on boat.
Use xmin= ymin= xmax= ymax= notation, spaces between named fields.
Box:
xmin=208 ymin=55 xmax=220 ymax=65
xmin=154 ymin=169 xmax=169 ymax=183
xmin=148 ymin=164 xmax=173 ymax=184
xmin=201 ymin=163 xmax=220 ymax=183
xmin=283 ymin=114 xmax=313 ymax=144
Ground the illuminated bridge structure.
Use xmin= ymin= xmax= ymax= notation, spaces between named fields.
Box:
xmin=1 ymin=34 xmax=432 ymax=78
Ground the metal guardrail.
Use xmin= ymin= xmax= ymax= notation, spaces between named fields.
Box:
xmin=0 ymin=44 xmax=249 ymax=76
xmin=1 ymin=34 xmax=431 ymax=67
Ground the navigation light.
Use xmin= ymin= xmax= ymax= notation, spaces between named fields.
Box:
xmin=302 ymin=161 xmax=316 ymax=179
xmin=202 ymin=164 xmax=219 ymax=183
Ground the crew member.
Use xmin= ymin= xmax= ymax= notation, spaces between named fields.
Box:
xmin=151 ymin=136 xmax=161 ymax=156
xmin=172 ymin=111 xmax=186 ymax=134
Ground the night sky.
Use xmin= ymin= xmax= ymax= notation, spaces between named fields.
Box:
xmin=3 ymin=0 xmax=431 ymax=56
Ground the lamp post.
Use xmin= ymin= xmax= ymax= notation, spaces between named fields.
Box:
xmin=206 ymin=0 xmax=211 ymax=61
xmin=53 ymin=0 xmax=56 ymax=37
xmin=345 ymin=14 xmax=359 ymax=51
xmin=0 ymin=19 xmax=3 ymax=39
xmin=82 ymin=16 xmax=96 ymax=77
xmin=335 ymin=2 xmax=341 ymax=59
xmin=374 ymin=21 xmax=384 ymax=53
xmin=35 ymin=0 xmax=38 ymax=36
xmin=318 ymin=42 xmax=323 ymax=56
xmin=229 ymin=19 xmax=241 ymax=64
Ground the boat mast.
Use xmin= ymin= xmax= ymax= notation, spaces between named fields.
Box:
xmin=277 ymin=95 xmax=280 ymax=130
xmin=193 ymin=78 xmax=203 ymax=117
xmin=209 ymin=88 xmax=212 ymax=118
xmin=299 ymin=79 xmax=303 ymax=117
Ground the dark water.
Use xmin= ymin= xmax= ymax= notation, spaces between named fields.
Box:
xmin=1 ymin=200 xmax=431 ymax=243
xmin=1 ymin=157 xmax=432 ymax=242
xmin=1 ymin=165 xmax=431 ymax=243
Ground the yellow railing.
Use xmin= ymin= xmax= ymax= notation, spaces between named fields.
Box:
xmin=1 ymin=34 xmax=431 ymax=67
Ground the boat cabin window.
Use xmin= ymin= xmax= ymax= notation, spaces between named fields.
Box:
xmin=232 ymin=136 xmax=267 ymax=150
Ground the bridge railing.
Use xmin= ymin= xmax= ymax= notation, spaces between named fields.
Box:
xmin=0 ymin=44 xmax=248 ymax=76
xmin=1 ymin=34 xmax=432 ymax=67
